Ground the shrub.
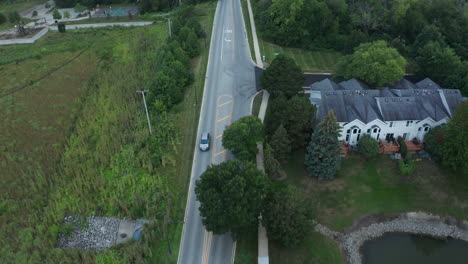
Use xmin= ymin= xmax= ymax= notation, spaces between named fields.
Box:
xmin=53 ymin=9 xmax=62 ymax=20
xmin=398 ymin=158 xmax=415 ymax=176
xmin=358 ymin=134 xmax=379 ymax=159
xmin=0 ymin=13 xmax=6 ymax=25
xmin=64 ymin=11 xmax=71 ymax=19
xmin=8 ymin=11 xmax=21 ymax=23
xmin=32 ymin=11 xmax=38 ymax=17
xmin=397 ymin=136 xmax=408 ymax=159
xmin=58 ymin=23 xmax=66 ymax=33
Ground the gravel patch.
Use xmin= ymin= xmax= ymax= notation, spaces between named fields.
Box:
xmin=339 ymin=212 xmax=468 ymax=264
xmin=57 ymin=215 xmax=120 ymax=250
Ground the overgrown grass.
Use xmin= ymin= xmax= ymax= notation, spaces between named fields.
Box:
xmin=268 ymin=151 xmax=468 ymax=264
xmin=0 ymin=2 xmax=217 ymax=258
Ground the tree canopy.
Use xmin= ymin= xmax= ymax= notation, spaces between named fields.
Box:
xmin=336 ymin=40 xmax=406 ymax=87
xmin=222 ymin=116 xmax=264 ymax=161
xmin=262 ymin=184 xmax=312 ymax=248
xmin=424 ymin=101 xmax=468 ymax=177
xmin=195 ymin=160 xmax=269 ymax=239
xmin=260 ymin=55 xmax=304 ymax=98
xmin=305 ymin=110 xmax=342 ymax=180
xmin=270 ymin=124 xmax=291 ymax=163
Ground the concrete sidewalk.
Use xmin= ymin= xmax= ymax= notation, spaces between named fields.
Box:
xmin=246 ymin=0 xmax=263 ymax=68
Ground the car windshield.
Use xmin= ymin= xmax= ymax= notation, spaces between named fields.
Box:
xmin=201 ymin=139 xmax=208 ymax=144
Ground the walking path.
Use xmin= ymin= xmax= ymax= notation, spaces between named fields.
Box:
xmin=246 ymin=0 xmax=263 ymax=68
xmin=257 ymin=90 xmax=270 ymax=121
xmin=49 ymin=21 xmax=152 ymax=30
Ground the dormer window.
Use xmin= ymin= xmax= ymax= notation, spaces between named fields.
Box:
xmin=406 ymin=121 xmax=414 ymax=127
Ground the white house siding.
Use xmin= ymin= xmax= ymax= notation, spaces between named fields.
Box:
xmin=338 ymin=118 xmax=449 ymax=146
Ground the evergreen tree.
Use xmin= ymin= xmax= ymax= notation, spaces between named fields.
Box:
xmin=264 ymin=95 xmax=288 ymax=137
xmin=305 ymin=110 xmax=342 ymax=180
xmin=285 ymin=95 xmax=316 ymax=150
xmin=264 ymin=143 xmax=282 ymax=179
xmin=53 ymin=9 xmax=62 ymax=20
xmin=270 ymin=125 xmax=291 ymax=163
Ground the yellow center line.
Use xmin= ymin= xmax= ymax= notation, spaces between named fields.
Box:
xmin=217 ymin=115 xmax=232 ymax=122
xmin=217 ymin=100 xmax=233 ymax=107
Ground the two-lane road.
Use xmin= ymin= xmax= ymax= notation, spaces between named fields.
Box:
xmin=178 ymin=0 xmax=257 ymax=263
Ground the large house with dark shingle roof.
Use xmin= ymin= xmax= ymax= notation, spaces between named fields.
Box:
xmin=309 ymin=78 xmax=466 ymax=146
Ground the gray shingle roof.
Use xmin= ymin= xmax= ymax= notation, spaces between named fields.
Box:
xmin=310 ymin=78 xmax=463 ymax=123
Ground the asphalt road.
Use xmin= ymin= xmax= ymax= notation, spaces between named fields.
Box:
xmin=177 ymin=0 xmax=257 ymax=263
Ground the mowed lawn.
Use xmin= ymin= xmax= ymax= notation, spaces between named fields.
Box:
xmin=267 ymin=151 xmax=468 ymax=264
xmin=259 ymin=39 xmax=341 ymax=72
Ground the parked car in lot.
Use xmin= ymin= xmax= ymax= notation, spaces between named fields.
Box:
xmin=199 ymin=132 xmax=210 ymax=151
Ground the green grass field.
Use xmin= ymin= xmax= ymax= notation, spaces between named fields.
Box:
xmin=236 ymin=149 xmax=468 ymax=264
xmin=258 ymin=40 xmax=341 ymax=72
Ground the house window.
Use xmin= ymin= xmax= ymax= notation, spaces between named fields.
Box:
xmin=403 ymin=133 xmax=408 ymax=140
xmin=367 ymin=129 xmax=371 ymax=134
xmin=376 ymin=133 xmax=380 ymax=140
xmin=406 ymin=121 xmax=414 ymax=127
xmin=353 ymin=129 xmax=358 ymax=134
xmin=389 ymin=121 xmax=394 ymax=127
xmin=373 ymin=128 xmax=378 ymax=133
xmin=346 ymin=134 xmax=350 ymax=141
xmin=424 ymin=126 xmax=430 ymax=132
xmin=357 ymin=133 xmax=360 ymax=141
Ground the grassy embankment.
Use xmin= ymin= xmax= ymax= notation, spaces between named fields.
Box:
xmin=0 ymin=2 xmax=216 ymax=262
xmin=239 ymin=0 xmax=341 ymax=72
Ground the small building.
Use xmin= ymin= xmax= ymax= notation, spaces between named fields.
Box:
xmin=309 ymin=78 xmax=465 ymax=150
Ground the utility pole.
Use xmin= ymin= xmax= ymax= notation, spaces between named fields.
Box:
xmin=136 ymin=90 xmax=152 ymax=135
xmin=168 ymin=18 xmax=172 ymax=38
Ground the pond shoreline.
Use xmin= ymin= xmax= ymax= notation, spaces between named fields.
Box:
xmin=315 ymin=212 xmax=468 ymax=264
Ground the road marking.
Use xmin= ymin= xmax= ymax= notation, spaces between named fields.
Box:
xmin=213 ymin=150 xmax=226 ymax=157
xmin=217 ymin=100 xmax=233 ymax=107
xmin=201 ymin=231 xmax=213 ymax=264
xmin=217 ymin=115 xmax=231 ymax=122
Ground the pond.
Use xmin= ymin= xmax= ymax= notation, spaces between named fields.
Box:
xmin=362 ymin=232 xmax=468 ymax=264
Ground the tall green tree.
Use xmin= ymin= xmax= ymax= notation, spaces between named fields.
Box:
xmin=285 ymin=95 xmax=316 ymax=150
xmin=425 ymin=101 xmax=468 ymax=176
xmin=195 ymin=160 xmax=268 ymax=239
xmin=222 ymin=116 xmax=264 ymax=161
xmin=358 ymin=134 xmax=379 ymax=159
xmin=270 ymin=125 xmax=291 ymax=163
xmin=261 ymin=55 xmax=304 ymax=98
xmin=414 ymin=41 xmax=462 ymax=85
xmin=264 ymin=143 xmax=282 ymax=179
xmin=262 ymin=184 xmax=313 ymax=248
xmin=264 ymin=95 xmax=288 ymax=137
xmin=336 ymin=40 xmax=407 ymax=87
xmin=305 ymin=110 xmax=342 ymax=180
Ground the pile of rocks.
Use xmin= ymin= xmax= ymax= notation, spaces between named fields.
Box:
xmin=57 ymin=215 xmax=120 ymax=250
xmin=341 ymin=212 xmax=468 ymax=264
